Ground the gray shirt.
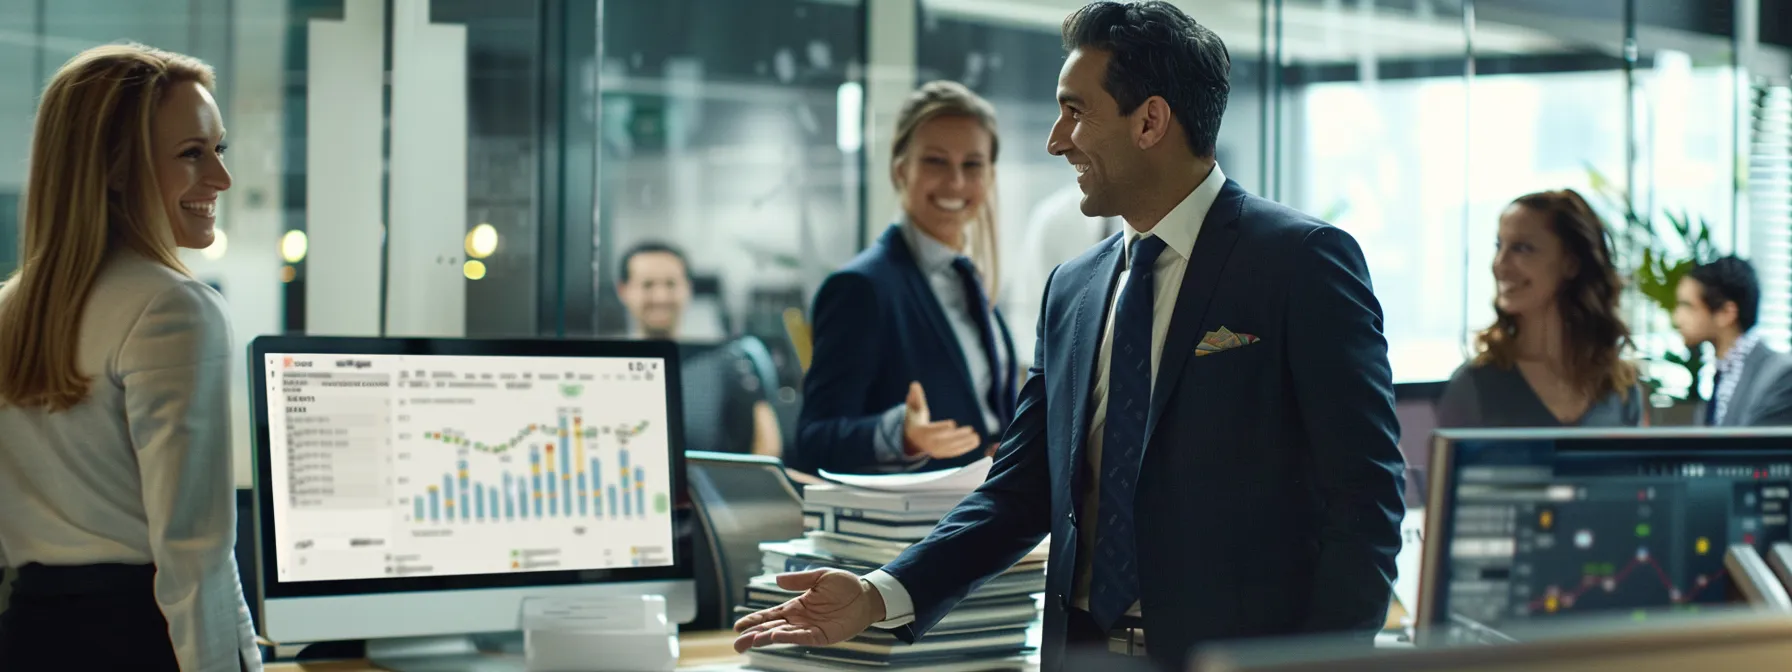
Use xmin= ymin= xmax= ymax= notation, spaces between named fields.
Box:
xmin=1437 ymin=363 xmax=1644 ymax=428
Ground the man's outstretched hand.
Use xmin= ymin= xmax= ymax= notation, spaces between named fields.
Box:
xmin=731 ymin=569 xmax=886 ymax=653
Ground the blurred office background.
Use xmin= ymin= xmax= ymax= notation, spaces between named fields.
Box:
xmin=0 ymin=0 xmax=1789 ymax=486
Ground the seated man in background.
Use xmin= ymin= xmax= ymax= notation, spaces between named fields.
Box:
xmin=1673 ymin=256 xmax=1792 ymax=426
xmin=617 ymin=241 xmax=784 ymax=456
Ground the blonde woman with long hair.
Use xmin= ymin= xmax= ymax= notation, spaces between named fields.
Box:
xmin=789 ymin=80 xmax=1013 ymax=475
xmin=0 ymin=44 xmax=259 ymax=671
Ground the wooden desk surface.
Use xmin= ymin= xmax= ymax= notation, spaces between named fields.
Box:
xmin=264 ymin=630 xmax=744 ymax=671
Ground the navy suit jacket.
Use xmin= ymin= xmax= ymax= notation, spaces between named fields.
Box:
xmin=881 ymin=180 xmax=1406 ymax=671
xmin=789 ymin=225 xmax=1017 ymax=475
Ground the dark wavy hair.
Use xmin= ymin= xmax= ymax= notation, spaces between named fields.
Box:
xmin=1474 ymin=189 xmax=1637 ymax=400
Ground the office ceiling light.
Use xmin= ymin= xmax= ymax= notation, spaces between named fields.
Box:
xmin=837 ymin=82 xmax=864 ymax=153
xmin=463 ymin=259 xmax=487 ymax=281
xmin=466 ymin=223 xmax=499 ymax=259
xmin=281 ymin=230 xmax=309 ymax=263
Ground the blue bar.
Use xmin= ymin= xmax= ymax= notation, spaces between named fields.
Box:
xmin=459 ymin=457 xmax=470 ymax=522
xmin=547 ymin=449 xmax=558 ymax=518
xmin=531 ymin=445 xmax=543 ymax=518
xmin=560 ymin=415 xmax=572 ymax=514
xmin=608 ymin=485 xmax=618 ymax=517
xmin=517 ymin=479 xmax=528 ymax=520
xmin=579 ymin=473 xmax=588 ymax=516
xmin=414 ymin=497 xmax=424 ymax=522
xmin=475 ymin=483 xmax=485 ymax=521
xmin=489 ymin=490 xmax=498 ymax=521
xmin=443 ymin=474 xmax=454 ymax=521
xmin=636 ymin=466 xmax=645 ymax=516
xmin=504 ymin=474 xmax=515 ymax=520
xmin=624 ymin=480 xmax=632 ymax=516
xmin=591 ymin=459 xmax=601 ymax=517
xmin=429 ymin=489 xmax=439 ymax=522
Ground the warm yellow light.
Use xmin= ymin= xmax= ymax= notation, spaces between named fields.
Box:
xmin=465 ymin=223 xmax=498 ymax=259
xmin=280 ymin=265 xmax=296 ymax=283
xmin=463 ymin=259 xmax=487 ymax=280
xmin=280 ymin=230 xmax=309 ymax=263
xmin=201 ymin=228 xmax=228 ymax=260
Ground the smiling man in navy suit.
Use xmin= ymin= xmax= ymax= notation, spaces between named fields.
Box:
xmin=733 ymin=2 xmax=1405 ymax=669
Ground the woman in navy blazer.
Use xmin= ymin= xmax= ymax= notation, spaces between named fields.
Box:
xmin=789 ymin=81 xmax=1017 ymax=476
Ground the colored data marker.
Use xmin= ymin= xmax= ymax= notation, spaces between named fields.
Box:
xmin=1539 ymin=510 xmax=1553 ymax=530
xmin=1635 ymin=523 xmax=1651 ymax=538
xmin=1696 ymin=537 xmax=1710 ymax=555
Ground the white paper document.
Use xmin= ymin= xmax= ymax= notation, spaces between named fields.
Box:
xmin=820 ymin=457 xmax=993 ymax=493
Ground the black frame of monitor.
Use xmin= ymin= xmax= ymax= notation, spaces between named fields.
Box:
xmin=1416 ymin=427 xmax=1792 ymax=642
xmin=247 ymin=335 xmax=694 ymax=602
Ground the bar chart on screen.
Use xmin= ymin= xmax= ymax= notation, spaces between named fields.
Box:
xmin=385 ymin=359 xmax=674 ymax=577
xmin=406 ymin=413 xmax=663 ymax=524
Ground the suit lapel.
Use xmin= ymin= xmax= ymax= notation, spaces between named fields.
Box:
xmin=993 ymin=307 xmax=1019 ymax=399
xmin=1143 ymin=180 xmax=1246 ymax=446
xmin=1069 ymin=234 xmax=1126 ymax=473
xmin=1722 ymin=347 xmax=1772 ymax=427
xmin=883 ymin=225 xmax=979 ymax=411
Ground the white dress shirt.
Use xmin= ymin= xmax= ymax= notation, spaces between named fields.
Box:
xmin=865 ymin=164 xmax=1226 ymax=626
xmin=0 ymin=250 xmax=262 ymax=671
xmin=870 ymin=220 xmax=1011 ymax=468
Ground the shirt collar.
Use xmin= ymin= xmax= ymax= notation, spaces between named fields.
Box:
xmin=1122 ymin=163 xmax=1226 ymax=269
xmin=899 ymin=218 xmax=965 ymax=274
xmin=1722 ymin=330 xmax=1762 ymax=376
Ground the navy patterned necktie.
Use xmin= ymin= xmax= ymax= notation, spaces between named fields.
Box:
xmin=950 ymin=257 xmax=1013 ymax=428
xmin=1708 ymin=371 xmax=1723 ymax=426
xmin=1089 ymin=234 xmax=1167 ymax=629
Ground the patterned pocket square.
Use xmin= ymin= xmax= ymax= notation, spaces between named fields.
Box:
xmin=1196 ymin=326 xmax=1260 ymax=357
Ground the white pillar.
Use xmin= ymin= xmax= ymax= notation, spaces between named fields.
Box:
xmin=305 ymin=1 xmax=387 ymax=336
xmin=385 ymin=0 xmax=468 ymax=337
xmin=863 ymin=0 xmax=917 ymax=242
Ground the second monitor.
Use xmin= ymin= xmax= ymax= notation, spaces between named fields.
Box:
xmin=1418 ymin=428 xmax=1792 ymax=644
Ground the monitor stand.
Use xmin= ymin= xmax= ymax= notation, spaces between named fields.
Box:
xmin=365 ymin=635 xmax=525 ymax=672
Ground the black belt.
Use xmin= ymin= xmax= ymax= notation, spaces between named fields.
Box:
xmin=11 ymin=563 xmax=156 ymax=597
xmin=1067 ymin=608 xmax=1150 ymax=659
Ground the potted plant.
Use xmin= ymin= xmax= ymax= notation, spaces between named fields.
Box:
xmin=1586 ymin=167 xmax=1718 ymax=425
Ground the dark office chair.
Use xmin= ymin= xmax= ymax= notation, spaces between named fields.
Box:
xmin=684 ymin=452 xmax=806 ymax=630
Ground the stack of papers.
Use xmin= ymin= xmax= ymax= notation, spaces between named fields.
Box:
xmin=741 ymin=458 xmax=1041 ymax=672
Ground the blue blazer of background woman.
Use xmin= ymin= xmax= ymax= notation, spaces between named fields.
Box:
xmin=790 ymin=81 xmax=1017 ymax=475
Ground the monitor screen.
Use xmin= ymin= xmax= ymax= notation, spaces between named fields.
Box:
xmin=264 ymin=351 xmax=676 ymax=584
xmin=1420 ymin=430 xmax=1792 ymax=642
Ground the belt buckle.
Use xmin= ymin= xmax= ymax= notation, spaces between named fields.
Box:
xmin=1106 ymin=625 xmax=1147 ymax=657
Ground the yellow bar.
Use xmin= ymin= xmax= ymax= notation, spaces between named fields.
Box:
xmin=575 ymin=416 xmax=585 ymax=474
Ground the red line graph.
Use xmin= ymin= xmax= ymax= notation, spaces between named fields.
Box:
xmin=1527 ymin=553 xmax=1727 ymax=612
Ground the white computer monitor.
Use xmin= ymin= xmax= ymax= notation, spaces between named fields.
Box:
xmin=248 ymin=336 xmax=695 ymax=668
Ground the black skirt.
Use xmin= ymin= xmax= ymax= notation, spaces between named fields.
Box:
xmin=0 ymin=563 xmax=180 ymax=671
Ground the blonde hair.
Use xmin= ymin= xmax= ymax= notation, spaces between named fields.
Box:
xmin=890 ymin=80 xmax=1002 ymax=302
xmin=0 ymin=43 xmax=214 ymax=411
